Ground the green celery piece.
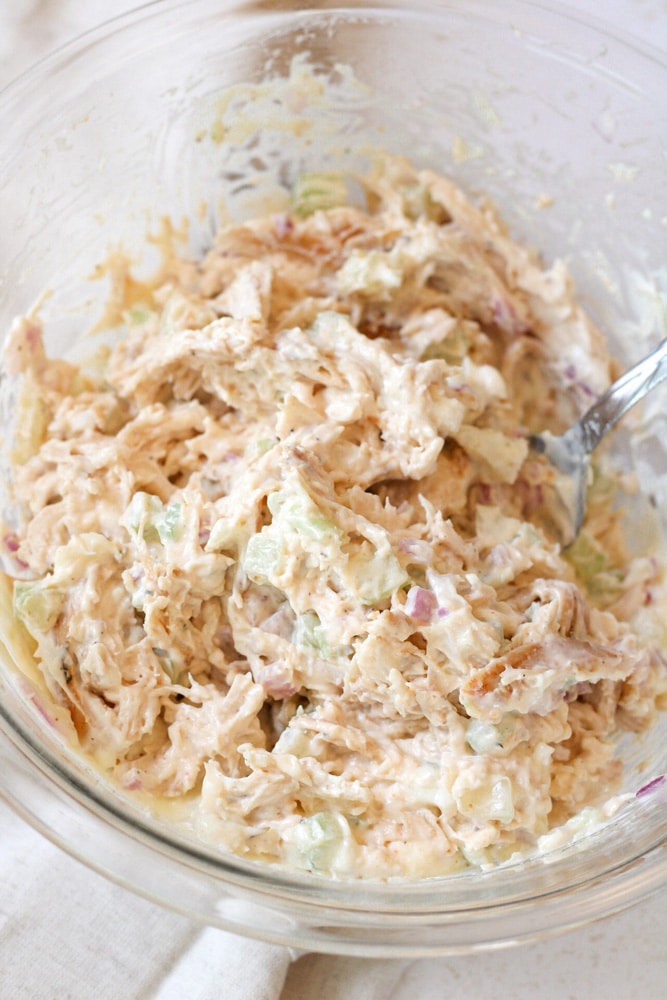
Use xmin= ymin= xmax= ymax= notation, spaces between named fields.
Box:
xmin=243 ymin=533 xmax=283 ymax=583
xmin=291 ymin=172 xmax=348 ymax=218
xmin=156 ymin=502 xmax=184 ymax=544
xmin=14 ymin=580 xmax=64 ymax=633
xmin=125 ymin=492 xmax=163 ymax=543
xmin=294 ymin=812 xmax=344 ymax=871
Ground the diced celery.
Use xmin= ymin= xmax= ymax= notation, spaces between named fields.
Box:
xmin=130 ymin=582 xmax=148 ymax=613
xmin=399 ymin=182 xmax=451 ymax=223
xmin=567 ymin=530 xmax=608 ymax=577
xmin=455 ymin=773 xmax=515 ymax=824
xmin=455 ymin=426 xmax=528 ymax=484
xmin=267 ymin=485 xmax=340 ymax=542
xmin=124 ymin=492 xmax=163 ymax=543
xmin=421 ymin=323 xmax=472 ymax=364
xmin=487 ymin=777 xmax=515 ymax=823
xmin=152 ymin=646 xmax=182 ymax=681
xmin=243 ymin=532 xmax=283 ymax=583
xmin=565 ymin=529 xmax=622 ymax=603
xmin=205 ymin=517 xmax=238 ymax=554
xmin=400 ymin=183 xmax=430 ymax=221
xmin=336 ymin=249 xmax=403 ymax=299
xmin=345 ymin=544 xmax=409 ymax=605
xmin=273 ymin=726 xmax=312 ymax=757
xmin=587 ymin=463 xmax=617 ymax=508
xmin=243 ymin=483 xmax=343 ymax=584
xmin=290 ymin=172 xmax=348 ymax=218
xmin=14 ymin=535 xmax=117 ymax=635
xmin=156 ymin=502 xmax=184 ymax=544
xmin=293 ymin=812 xmax=345 ymax=871
xmin=466 ymin=716 xmax=516 ymax=754
xmin=254 ymin=438 xmax=277 ymax=456
xmin=13 ymin=580 xmax=64 ymax=633
xmin=293 ymin=611 xmax=329 ymax=656
xmin=126 ymin=307 xmax=153 ymax=326
xmin=124 ymin=493 xmax=184 ymax=547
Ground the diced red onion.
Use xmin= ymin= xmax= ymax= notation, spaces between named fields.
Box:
xmin=16 ymin=677 xmax=57 ymax=730
xmin=262 ymin=605 xmax=295 ymax=639
xmin=636 ymin=775 xmax=665 ymax=798
xmin=3 ymin=532 xmax=19 ymax=553
xmin=576 ymin=380 xmax=595 ymax=399
xmin=25 ymin=323 xmax=41 ymax=349
xmin=274 ymin=213 xmax=295 ymax=238
xmin=477 ymin=483 xmax=493 ymax=505
xmin=120 ymin=768 xmax=143 ymax=791
xmin=255 ymin=660 xmax=298 ymax=700
xmin=405 ymin=586 xmax=437 ymax=623
xmin=2 ymin=532 xmax=29 ymax=572
xmin=515 ymin=478 xmax=544 ymax=517
xmin=491 ymin=297 xmax=526 ymax=335
xmin=488 ymin=544 xmax=513 ymax=568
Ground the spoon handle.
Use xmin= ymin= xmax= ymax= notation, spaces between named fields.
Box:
xmin=577 ymin=337 xmax=667 ymax=455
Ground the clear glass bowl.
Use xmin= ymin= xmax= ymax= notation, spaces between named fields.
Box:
xmin=0 ymin=0 xmax=666 ymax=956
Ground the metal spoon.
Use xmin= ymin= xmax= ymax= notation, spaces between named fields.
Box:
xmin=530 ymin=337 xmax=667 ymax=545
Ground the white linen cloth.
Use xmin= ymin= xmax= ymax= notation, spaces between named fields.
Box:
xmin=0 ymin=3 xmax=666 ymax=999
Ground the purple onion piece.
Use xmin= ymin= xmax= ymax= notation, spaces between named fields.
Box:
xmin=636 ymin=775 xmax=666 ymax=798
xmin=3 ymin=532 xmax=19 ymax=553
xmin=273 ymin=213 xmax=294 ymax=238
xmin=404 ymin=586 xmax=437 ymax=623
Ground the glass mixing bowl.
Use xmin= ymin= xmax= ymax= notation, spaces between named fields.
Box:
xmin=0 ymin=0 xmax=666 ymax=956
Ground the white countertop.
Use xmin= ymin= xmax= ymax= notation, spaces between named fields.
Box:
xmin=0 ymin=3 xmax=666 ymax=999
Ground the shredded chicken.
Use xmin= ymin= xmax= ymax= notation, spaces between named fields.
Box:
xmin=2 ymin=156 xmax=665 ymax=877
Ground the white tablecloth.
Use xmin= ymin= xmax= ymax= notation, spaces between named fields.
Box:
xmin=1 ymin=3 xmax=666 ymax=998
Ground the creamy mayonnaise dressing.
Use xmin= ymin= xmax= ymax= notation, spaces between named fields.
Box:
xmin=2 ymin=157 xmax=665 ymax=878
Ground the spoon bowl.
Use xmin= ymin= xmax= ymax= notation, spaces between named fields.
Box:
xmin=531 ymin=337 xmax=667 ymax=544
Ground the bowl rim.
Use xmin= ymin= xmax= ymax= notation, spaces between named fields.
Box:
xmin=0 ymin=0 xmax=666 ymax=955
xmin=1 ymin=0 xmax=667 ymax=111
